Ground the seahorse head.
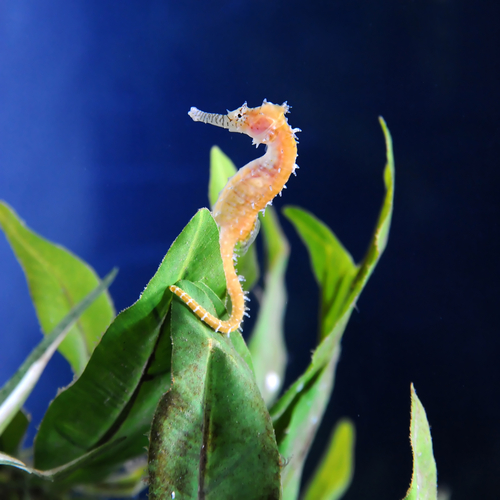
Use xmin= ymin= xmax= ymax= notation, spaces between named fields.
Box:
xmin=226 ymin=100 xmax=289 ymax=145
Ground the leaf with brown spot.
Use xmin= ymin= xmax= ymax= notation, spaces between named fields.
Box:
xmin=33 ymin=209 xmax=223 ymax=485
xmin=148 ymin=280 xmax=281 ymax=500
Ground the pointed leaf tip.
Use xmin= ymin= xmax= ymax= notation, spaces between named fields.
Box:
xmin=403 ymin=384 xmax=437 ymax=500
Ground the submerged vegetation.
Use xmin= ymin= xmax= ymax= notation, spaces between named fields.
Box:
xmin=0 ymin=118 xmax=438 ymax=499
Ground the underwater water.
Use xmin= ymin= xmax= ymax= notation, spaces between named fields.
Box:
xmin=0 ymin=1 xmax=498 ymax=499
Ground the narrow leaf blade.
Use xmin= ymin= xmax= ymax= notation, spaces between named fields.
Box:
xmin=276 ymin=351 xmax=340 ymax=499
xmin=249 ymin=207 xmax=289 ymax=405
xmin=344 ymin=116 xmax=395 ymax=308
xmin=272 ymin=119 xmax=395 ymax=499
xmin=33 ymin=210 xmax=225 ymax=483
xmin=0 ymin=270 xmax=117 ymax=436
xmin=303 ymin=418 xmax=355 ymax=500
xmin=273 ymin=118 xmax=395 ymax=420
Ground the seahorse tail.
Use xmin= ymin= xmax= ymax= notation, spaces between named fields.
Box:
xmin=169 ymin=284 xmax=241 ymax=334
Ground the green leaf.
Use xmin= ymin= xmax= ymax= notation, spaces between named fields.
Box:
xmin=0 ymin=201 xmax=115 ymax=375
xmin=195 ymin=280 xmax=256 ymax=375
xmin=148 ymin=281 xmax=281 ymax=500
xmin=209 ymin=146 xmax=260 ymax=291
xmin=248 ymin=207 xmax=289 ymax=405
xmin=34 ymin=209 xmax=225 ymax=481
xmin=303 ymin=418 xmax=355 ymax=500
xmin=208 ymin=146 xmax=237 ymax=209
xmin=0 ymin=270 xmax=117 ymax=437
xmin=62 ymin=318 xmax=172 ymax=486
xmin=403 ymin=385 xmax=437 ymax=500
xmin=0 ymin=410 xmax=30 ymax=456
xmin=274 ymin=347 xmax=341 ymax=499
xmin=271 ymin=118 xmax=395 ymax=499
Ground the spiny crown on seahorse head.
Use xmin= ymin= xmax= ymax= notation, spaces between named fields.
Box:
xmin=169 ymin=99 xmax=300 ymax=335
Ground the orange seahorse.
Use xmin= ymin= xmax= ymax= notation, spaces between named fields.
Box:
xmin=169 ymin=99 xmax=300 ymax=334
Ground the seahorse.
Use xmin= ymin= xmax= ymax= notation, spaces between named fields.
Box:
xmin=169 ymin=100 xmax=300 ymax=334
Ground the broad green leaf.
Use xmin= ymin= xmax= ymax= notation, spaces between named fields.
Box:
xmin=0 ymin=437 xmax=125 ymax=482
xmin=209 ymin=146 xmax=260 ymax=291
xmin=303 ymin=418 xmax=355 ymax=500
xmin=148 ymin=281 xmax=281 ymax=500
xmin=0 ymin=270 xmax=117 ymax=437
xmin=46 ymin=217 xmax=250 ymax=490
xmin=0 ymin=202 xmax=115 ymax=375
xmin=271 ymin=118 xmax=395 ymax=499
xmin=34 ymin=209 xmax=225 ymax=481
xmin=403 ymin=385 xmax=437 ymax=500
xmin=61 ymin=317 xmax=173 ymax=486
xmin=249 ymin=207 xmax=289 ymax=405
xmin=0 ymin=409 xmax=29 ymax=456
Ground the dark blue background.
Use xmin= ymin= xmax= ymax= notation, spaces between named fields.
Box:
xmin=0 ymin=1 xmax=498 ymax=499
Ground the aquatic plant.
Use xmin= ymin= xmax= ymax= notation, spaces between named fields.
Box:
xmin=0 ymin=111 xmax=437 ymax=499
